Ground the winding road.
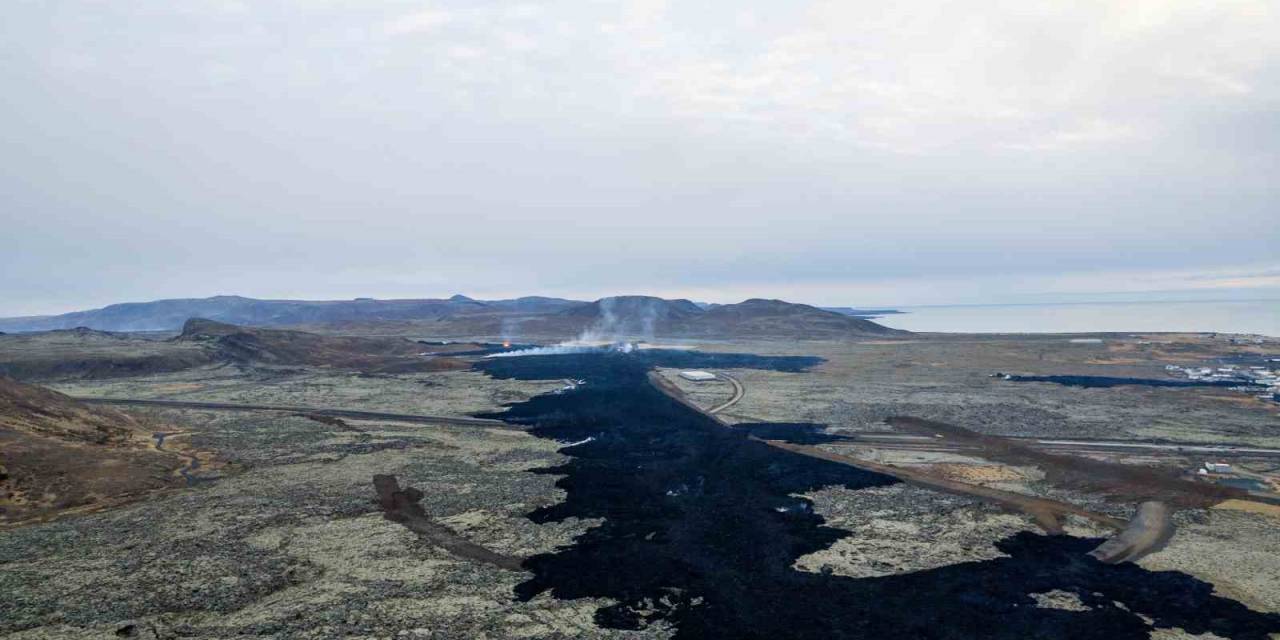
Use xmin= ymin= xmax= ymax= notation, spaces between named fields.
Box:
xmin=708 ymin=372 xmax=744 ymax=414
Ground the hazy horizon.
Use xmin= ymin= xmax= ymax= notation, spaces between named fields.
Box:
xmin=4 ymin=289 xmax=1280 ymax=322
xmin=4 ymin=1 xmax=1278 ymax=316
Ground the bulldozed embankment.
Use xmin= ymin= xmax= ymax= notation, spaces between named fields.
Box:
xmin=647 ymin=371 xmax=1194 ymax=563
xmin=886 ymin=416 xmax=1244 ymax=508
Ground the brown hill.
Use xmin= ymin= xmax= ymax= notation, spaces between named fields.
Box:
xmin=697 ymin=298 xmax=900 ymax=337
xmin=395 ymin=295 xmax=906 ymax=341
xmin=0 ymin=376 xmax=189 ymax=526
xmin=539 ymin=296 xmax=905 ymax=340
xmin=177 ymin=318 xmax=470 ymax=371
xmin=556 ymin=295 xmax=706 ymax=337
xmin=0 ymin=294 xmax=907 ymax=342
xmin=0 ymin=327 xmax=214 ymax=381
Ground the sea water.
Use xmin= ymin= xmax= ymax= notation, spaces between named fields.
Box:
xmin=876 ymin=299 xmax=1279 ymax=336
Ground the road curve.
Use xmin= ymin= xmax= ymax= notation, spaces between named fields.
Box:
xmin=76 ymin=397 xmax=512 ymax=429
xmin=708 ymin=373 xmax=744 ymax=415
xmin=644 ymin=371 xmax=1125 ymax=533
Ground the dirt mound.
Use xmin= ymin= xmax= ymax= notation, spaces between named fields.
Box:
xmin=0 ymin=376 xmax=188 ymax=526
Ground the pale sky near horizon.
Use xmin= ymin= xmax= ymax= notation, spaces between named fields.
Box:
xmin=2 ymin=0 xmax=1278 ymax=316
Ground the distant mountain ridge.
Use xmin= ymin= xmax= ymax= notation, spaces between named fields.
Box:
xmin=0 ymin=295 xmax=582 ymax=333
xmin=0 ymin=294 xmax=905 ymax=339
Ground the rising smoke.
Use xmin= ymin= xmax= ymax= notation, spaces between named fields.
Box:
xmin=487 ymin=297 xmax=661 ymax=358
xmin=578 ymin=297 xmax=662 ymax=343
xmin=484 ymin=341 xmax=636 ymax=358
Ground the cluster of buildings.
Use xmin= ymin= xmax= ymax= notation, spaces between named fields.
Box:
xmin=554 ymin=378 xmax=586 ymax=394
xmin=1200 ymin=461 xmax=1232 ymax=474
xmin=1166 ymin=362 xmax=1280 ymax=400
xmin=1195 ymin=460 xmax=1276 ymax=495
xmin=1212 ymin=333 xmax=1274 ymax=346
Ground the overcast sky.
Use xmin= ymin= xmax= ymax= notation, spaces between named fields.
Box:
xmin=3 ymin=0 xmax=1278 ymax=315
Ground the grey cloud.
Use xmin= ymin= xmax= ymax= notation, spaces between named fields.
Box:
xmin=1 ymin=1 xmax=1277 ymax=315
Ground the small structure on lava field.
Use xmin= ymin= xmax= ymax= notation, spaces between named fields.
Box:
xmin=679 ymin=370 xmax=717 ymax=382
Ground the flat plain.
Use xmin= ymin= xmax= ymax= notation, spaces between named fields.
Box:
xmin=2 ymin=329 xmax=1279 ymax=638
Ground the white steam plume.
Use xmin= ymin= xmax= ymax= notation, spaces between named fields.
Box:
xmin=485 ymin=341 xmax=636 ymax=358
xmin=486 ymin=297 xmax=661 ymax=358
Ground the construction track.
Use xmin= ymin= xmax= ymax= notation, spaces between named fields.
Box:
xmin=824 ymin=432 xmax=1280 ymax=459
xmin=684 ymin=372 xmax=1280 ymax=459
xmin=762 ymin=437 xmax=1125 ymax=532
xmin=649 ymin=371 xmax=1127 ymax=535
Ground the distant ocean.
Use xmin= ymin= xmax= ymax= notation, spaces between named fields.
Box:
xmin=873 ymin=299 xmax=1280 ymax=337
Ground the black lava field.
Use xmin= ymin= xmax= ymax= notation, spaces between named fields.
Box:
xmin=1008 ymin=374 xmax=1262 ymax=389
xmin=475 ymin=350 xmax=1280 ymax=639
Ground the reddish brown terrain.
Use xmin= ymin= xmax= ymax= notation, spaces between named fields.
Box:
xmin=886 ymin=416 xmax=1246 ymax=508
xmin=0 ymin=376 xmax=192 ymax=526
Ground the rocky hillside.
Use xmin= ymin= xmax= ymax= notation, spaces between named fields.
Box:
xmin=0 ymin=376 xmax=188 ymax=525
xmin=559 ymin=295 xmax=707 ymax=337
xmin=699 ymin=298 xmax=899 ymax=337
xmin=0 ymin=375 xmax=145 ymax=444
xmin=552 ymin=296 xmax=903 ymax=339
xmin=0 ymin=327 xmax=214 ymax=381
xmin=177 ymin=318 xmax=471 ymax=371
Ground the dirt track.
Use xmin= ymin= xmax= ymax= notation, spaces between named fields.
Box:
xmin=829 ymin=432 xmax=1280 ymax=459
xmin=760 ymin=437 xmax=1125 ymax=533
xmin=646 ymin=371 xmax=1124 ymax=533
xmin=887 ymin=416 xmax=1246 ymax=507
